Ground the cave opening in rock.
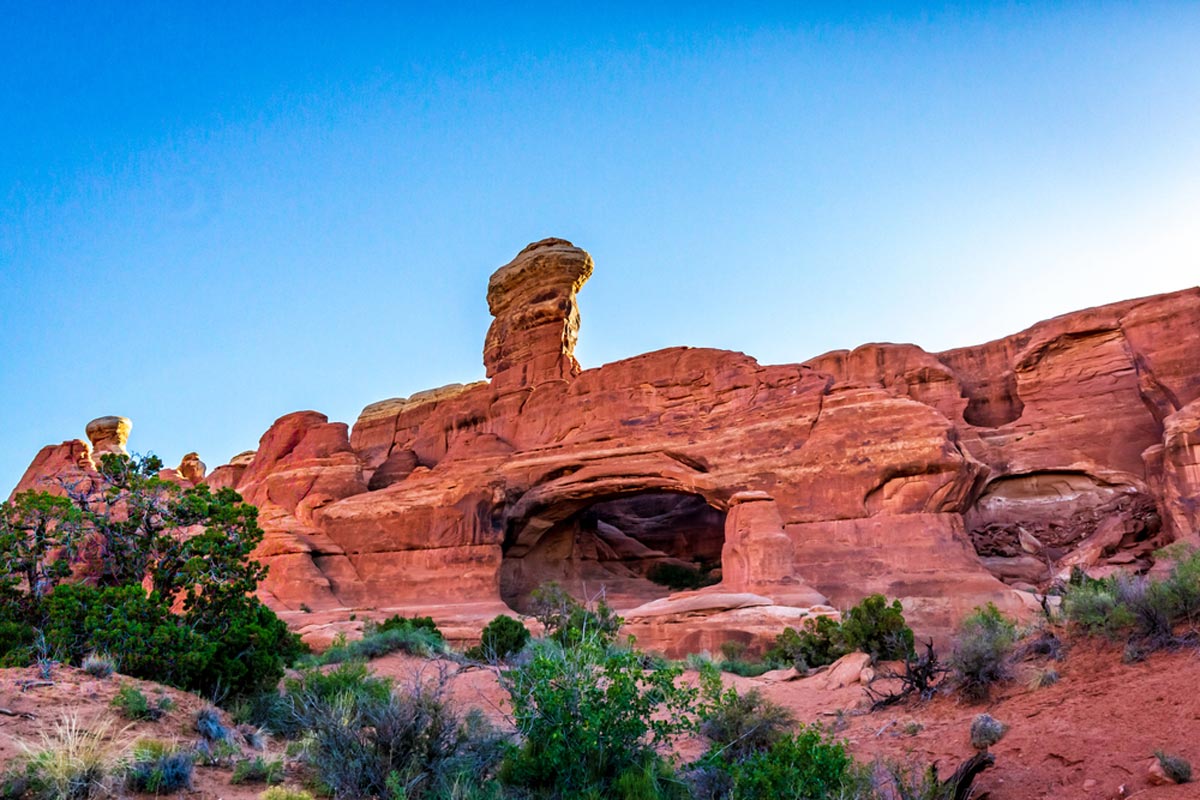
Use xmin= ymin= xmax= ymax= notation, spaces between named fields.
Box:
xmin=499 ymin=491 xmax=726 ymax=614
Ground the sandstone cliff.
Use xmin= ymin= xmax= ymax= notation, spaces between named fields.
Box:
xmin=14 ymin=239 xmax=1200 ymax=653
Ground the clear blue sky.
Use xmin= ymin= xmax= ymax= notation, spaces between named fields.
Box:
xmin=3 ymin=2 xmax=1198 ymax=494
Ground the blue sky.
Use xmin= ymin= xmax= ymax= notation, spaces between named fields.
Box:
xmin=2 ymin=2 xmax=1198 ymax=493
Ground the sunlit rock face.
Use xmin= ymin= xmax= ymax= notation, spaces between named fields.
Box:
xmin=85 ymin=415 xmax=131 ymax=458
xmin=13 ymin=239 xmax=1200 ymax=654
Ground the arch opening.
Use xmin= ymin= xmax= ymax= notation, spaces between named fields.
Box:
xmin=499 ymin=490 xmax=726 ymax=613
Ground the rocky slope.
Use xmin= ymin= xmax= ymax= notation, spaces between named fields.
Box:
xmin=13 ymin=239 xmax=1200 ymax=652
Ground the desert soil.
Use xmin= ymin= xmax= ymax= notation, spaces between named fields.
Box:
xmin=2 ymin=638 xmax=1197 ymax=799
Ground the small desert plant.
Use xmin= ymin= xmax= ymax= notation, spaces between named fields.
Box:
xmin=193 ymin=738 xmax=240 ymax=767
xmin=259 ymin=788 xmax=315 ymax=800
xmin=302 ymin=623 xmax=448 ymax=667
xmin=126 ymin=739 xmax=194 ymax=793
xmin=969 ymin=714 xmax=1007 ymax=750
xmin=1031 ymin=668 xmax=1060 ymax=689
xmin=232 ymin=690 xmax=296 ymax=738
xmin=528 ymin=581 xmax=622 ymax=646
xmin=111 ymin=684 xmax=175 ymax=721
xmin=17 ymin=713 xmax=130 ymax=800
xmin=950 ymin=604 xmax=1016 ymax=702
xmin=466 ymin=614 xmax=531 ymax=662
xmin=81 ymin=652 xmax=115 ymax=679
xmin=287 ymin=660 xmax=393 ymax=711
xmin=295 ymin=666 xmax=507 ymax=799
xmin=195 ymin=707 xmax=229 ymax=741
xmin=718 ymin=658 xmax=778 ymax=678
xmin=697 ymin=666 xmax=795 ymax=762
xmin=231 ymin=756 xmax=285 ymax=785
xmin=1155 ymin=750 xmax=1192 ymax=784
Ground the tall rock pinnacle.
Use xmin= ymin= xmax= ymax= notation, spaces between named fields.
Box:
xmin=483 ymin=238 xmax=594 ymax=391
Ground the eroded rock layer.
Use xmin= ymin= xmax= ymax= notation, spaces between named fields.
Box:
xmin=13 ymin=238 xmax=1200 ymax=653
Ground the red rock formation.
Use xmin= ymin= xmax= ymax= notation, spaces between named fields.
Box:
xmin=13 ymin=239 xmax=1199 ymax=654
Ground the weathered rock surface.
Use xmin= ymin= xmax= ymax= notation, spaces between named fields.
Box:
xmin=85 ymin=415 xmax=131 ymax=457
xmin=12 ymin=239 xmax=1199 ymax=654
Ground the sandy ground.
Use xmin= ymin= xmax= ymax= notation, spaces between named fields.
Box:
xmin=3 ymin=637 xmax=1198 ymax=799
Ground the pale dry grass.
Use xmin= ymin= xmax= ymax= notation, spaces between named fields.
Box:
xmin=16 ymin=712 xmax=133 ymax=799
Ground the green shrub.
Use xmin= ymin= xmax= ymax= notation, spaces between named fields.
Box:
xmin=300 ymin=625 xmax=446 ymax=668
xmin=766 ymin=597 xmax=914 ymax=671
xmin=0 ymin=457 xmax=304 ymax=701
xmin=950 ymin=604 xmax=1016 ymax=702
xmin=500 ymin=632 xmax=696 ymax=797
xmin=697 ymin=666 xmax=794 ymax=762
xmin=368 ymin=614 xmax=444 ymax=641
xmin=126 ymin=740 xmax=193 ymax=793
xmin=841 ymin=595 xmax=915 ymax=660
xmin=1064 ymin=548 xmax=1200 ymax=656
xmin=231 ymin=756 xmax=285 ymax=785
xmin=718 ymin=659 xmax=778 ymax=678
xmin=286 ymin=661 xmax=393 ymax=712
xmin=529 ymin=582 xmax=623 ymax=647
xmin=44 ymin=584 xmax=214 ymax=691
xmin=467 ymin=615 xmax=531 ymax=662
xmin=766 ymin=616 xmax=849 ymax=670
xmin=231 ymin=689 xmax=295 ymax=738
xmin=111 ymin=684 xmax=174 ymax=721
xmin=646 ymin=561 xmax=719 ymax=591
xmin=724 ymin=726 xmax=855 ymax=800
xmin=293 ymin=668 xmax=506 ymax=799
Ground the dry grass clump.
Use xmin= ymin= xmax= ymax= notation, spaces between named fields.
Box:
xmin=16 ymin=713 xmax=132 ymax=800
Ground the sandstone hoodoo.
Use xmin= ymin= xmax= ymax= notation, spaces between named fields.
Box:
xmin=13 ymin=238 xmax=1200 ymax=652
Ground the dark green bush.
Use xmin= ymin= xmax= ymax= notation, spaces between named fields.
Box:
xmin=647 ymin=561 xmax=719 ymax=591
xmin=950 ymin=604 xmax=1016 ymax=702
xmin=40 ymin=582 xmax=300 ymax=699
xmin=840 ymin=595 xmax=914 ymax=660
xmin=766 ymin=616 xmax=848 ymax=670
xmin=467 ymin=615 xmax=531 ymax=662
xmin=724 ymin=726 xmax=855 ymax=800
xmin=230 ymin=689 xmax=295 ymax=738
xmin=766 ymin=596 xmax=913 ymax=671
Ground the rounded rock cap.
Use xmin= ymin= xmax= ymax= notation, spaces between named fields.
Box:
xmin=85 ymin=416 xmax=132 ymax=455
